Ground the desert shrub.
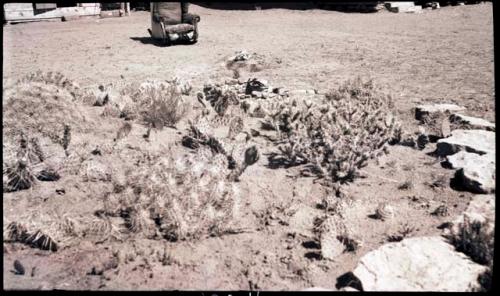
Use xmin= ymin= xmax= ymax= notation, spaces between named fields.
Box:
xmin=101 ymin=147 xmax=242 ymax=241
xmin=447 ymin=216 xmax=494 ymax=291
xmin=134 ymin=81 xmax=189 ymax=129
xmin=448 ymin=216 xmax=494 ymax=265
xmin=270 ymin=77 xmax=400 ymax=186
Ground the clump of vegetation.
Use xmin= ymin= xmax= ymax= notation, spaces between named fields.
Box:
xmin=5 ymin=222 xmax=58 ymax=252
xmin=397 ymin=179 xmax=414 ymax=190
xmin=3 ymin=72 xmax=92 ymax=143
xmin=135 ymin=81 xmax=189 ymax=129
xmin=17 ymin=70 xmax=81 ymax=98
xmin=3 ymin=133 xmax=47 ymax=192
xmin=269 ymin=78 xmax=400 ymax=188
xmin=447 ymin=215 xmax=494 ymax=265
xmin=386 ymin=222 xmax=416 ymax=242
xmin=182 ymin=116 xmax=259 ymax=181
xmin=446 ymin=216 xmax=494 ymax=291
xmin=100 ymin=147 xmax=243 ymax=241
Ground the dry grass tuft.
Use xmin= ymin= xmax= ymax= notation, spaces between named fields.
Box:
xmin=135 ymin=81 xmax=189 ymax=129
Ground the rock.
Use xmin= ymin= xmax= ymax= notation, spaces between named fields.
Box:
xmin=320 ymin=229 xmax=345 ymax=260
xmin=405 ymin=5 xmax=422 ymax=13
xmin=251 ymin=91 xmax=262 ymax=98
xmin=415 ymin=104 xmax=465 ymax=122
xmin=340 ymin=286 xmax=360 ymax=292
xmin=445 ymin=151 xmax=495 ymax=170
xmin=456 ymin=158 xmax=495 ymax=194
xmin=353 ymin=236 xmax=487 ymax=291
xmin=449 ymin=114 xmax=495 ymax=131
xmin=436 ymin=129 xmax=495 ymax=156
xmin=450 ymin=194 xmax=495 ymax=236
xmin=301 ymin=287 xmax=335 ymax=291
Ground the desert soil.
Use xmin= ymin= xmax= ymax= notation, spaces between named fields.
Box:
xmin=3 ymin=3 xmax=494 ymax=290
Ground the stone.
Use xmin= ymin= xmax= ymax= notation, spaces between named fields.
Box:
xmin=251 ymin=91 xmax=262 ymax=98
xmin=320 ymin=230 xmax=345 ymax=260
xmin=340 ymin=286 xmax=360 ymax=292
xmin=445 ymin=151 xmax=495 ymax=170
xmin=415 ymin=104 xmax=466 ymax=122
xmin=456 ymin=159 xmax=495 ymax=194
xmin=302 ymin=287 xmax=335 ymax=291
xmin=436 ymin=129 xmax=495 ymax=156
xmin=450 ymin=194 xmax=495 ymax=236
xmin=353 ymin=236 xmax=487 ymax=291
xmin=405 ymin=5 xmax=423 ymax=13
xmin=449 ymin=114 xmax=495 ymax=131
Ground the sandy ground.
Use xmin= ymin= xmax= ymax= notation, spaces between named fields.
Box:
xmin=3 ymin=3 xmax=494 ymax=291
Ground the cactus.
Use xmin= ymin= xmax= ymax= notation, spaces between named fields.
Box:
xmin=267 ymin=78 xmax=400 ymax=188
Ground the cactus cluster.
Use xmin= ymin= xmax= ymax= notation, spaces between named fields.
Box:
xmin=267 ymin=78 xmax=400 ymax=186
xmin=100 ymin=147 xmax=242 ymax=241
xmin=199 ymin=83 xmax=242 ymax=117
xmin=17 ymin=70 xmax=81 ymax=98
xmin=182 ymin=115 xmax=259 ymax=181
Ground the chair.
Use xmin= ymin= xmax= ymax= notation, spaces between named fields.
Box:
xmin=148 ymin=2 xmax=200 ymax=46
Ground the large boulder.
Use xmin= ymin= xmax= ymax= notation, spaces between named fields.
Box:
xmin=436 ymin=129 xmax=495 ymax=156
xmin=450 ymin=114 xmax=495 ymax=132
xmin=415 ymin=103 xmax=465 ymax=122
xmin=445 ymin=151 xmax=495 ymax=194
xmin=353 ymin=236 xmax=487 ymax=291
xmin=456 ymin=160 xmax=495 ymax=194
xmin=448 ymin=194 xmax=495 ymax=236
xmin=445 ymin=151 xmax=495 ymax=170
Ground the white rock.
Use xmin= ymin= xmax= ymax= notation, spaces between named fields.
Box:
xmin=405 ymin=5 xmax=422 ymax=13
xmin=436 ymin=129 xmax=495 ymax=156
xmin=340 ymin=286 xmax=360 ymax=292
xmin=353 ymin=236 xmax=487 ymax=291
xmin=446 ymin=151 xmax=495 ymax=170
xmin=301 ymin=287 xmax=335 ymax=291
xmin=320 ymin=230 xmax=345 ymax=260
xmin=456 ymin=159 xmax=495 ymax=194
xmin=450 ymin=114 xmax=495 ymax=131
xmin=450 ymin=194 xmax=495 ymax=235
xmin=415 ymin=104 xmax=466 ymax=121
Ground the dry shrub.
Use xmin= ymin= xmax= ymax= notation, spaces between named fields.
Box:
xmin=133 ymin=81 xmax=189 ymax=129
xmin=101 ymin=147 xmax=241 ymax=241
xmin=271 ymin=77 xmax=400 ymax=186
xmin=446 ymin=216 xmax=494 ymax=291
